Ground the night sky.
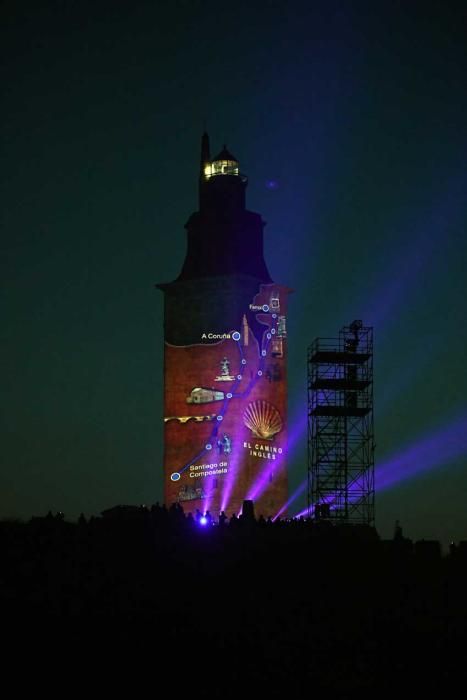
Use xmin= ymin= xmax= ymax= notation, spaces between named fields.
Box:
xmin=2 ymin=0 xmax=466 ymax=545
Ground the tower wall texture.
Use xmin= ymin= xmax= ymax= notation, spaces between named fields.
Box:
xmin=162 ymin=281 xmax=288 ymax=518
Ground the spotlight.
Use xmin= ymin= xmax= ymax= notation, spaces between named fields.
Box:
xmin=199 ymin=516 xmax=208 ymax=526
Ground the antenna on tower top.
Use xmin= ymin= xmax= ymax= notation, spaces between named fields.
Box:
xmin=200 ymin=131 xmax=210 ymax=176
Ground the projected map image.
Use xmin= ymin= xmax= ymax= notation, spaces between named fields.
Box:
xmin=162 ymin=283 xmax=289 ymax=518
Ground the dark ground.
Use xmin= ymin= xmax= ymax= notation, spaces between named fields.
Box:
xmin=2 ymin=506 xmax=466 ymax=692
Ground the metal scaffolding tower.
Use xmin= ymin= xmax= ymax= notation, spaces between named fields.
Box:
xmin=307 ymin=320 xmax=375 ymax=525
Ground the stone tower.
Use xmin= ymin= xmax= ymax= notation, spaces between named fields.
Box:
xmin=156 ymin=134 xmax=289 ymax=518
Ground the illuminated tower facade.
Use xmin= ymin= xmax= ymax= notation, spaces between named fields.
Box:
xmin=156 ymin=134 xmax=289 ymax=517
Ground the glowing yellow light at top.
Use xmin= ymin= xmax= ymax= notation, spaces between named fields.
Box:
xmin=204 ymin=160 xmax=239 ymax=179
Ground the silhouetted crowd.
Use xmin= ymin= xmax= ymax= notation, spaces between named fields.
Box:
xmin=1 ymin=504 xmax=466 ymax=689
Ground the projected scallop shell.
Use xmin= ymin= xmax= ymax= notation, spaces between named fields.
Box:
xmin=243 ymin=400 xmax=282 ymax=440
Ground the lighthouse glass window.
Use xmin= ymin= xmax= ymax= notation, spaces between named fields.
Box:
xmin=212 ymin=160 xmax=238 ymax=176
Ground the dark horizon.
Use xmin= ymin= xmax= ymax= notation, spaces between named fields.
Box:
xmin=2 ymin=503 xmax=467 ymax=690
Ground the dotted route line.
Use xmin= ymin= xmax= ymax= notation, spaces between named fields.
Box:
xmin=171 ymin=309 xmax=279 ymax=482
